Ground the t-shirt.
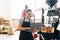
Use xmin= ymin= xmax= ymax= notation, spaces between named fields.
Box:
xmin=19 ymin=17 xmax=35 ymax=32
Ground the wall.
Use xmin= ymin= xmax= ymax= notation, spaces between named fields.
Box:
xmin=0 ymin=0 xmax=60 ymax=19
xmin=0 ymin=0 xmax=10 ymax=19
xmin=0 ymin=0 xmax=60 ymax=28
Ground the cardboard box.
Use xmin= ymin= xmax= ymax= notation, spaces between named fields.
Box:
xmin=0 ymin=17 xmax=14 ymax=35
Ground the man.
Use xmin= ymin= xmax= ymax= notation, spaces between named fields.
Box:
xmin=18 ymin=9 xmax=35 ymax=40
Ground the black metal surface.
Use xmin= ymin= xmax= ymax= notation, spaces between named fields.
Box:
xmin=46 ymin=0 xmax=58 ymax=8
xmin=47 ymin=10 xmax=59 ymax=16
xmin=42 ymin=8 xmax=44 ymax=24
xmin=42 ymin=16 xmax=44 ymax=25
xmin=30 ymin=23 xmax=42 ymax=30
xmin=57 ymin=8 xmax=60 ymax=17
xmin=41 ymin=33 xmax=54 ymax=39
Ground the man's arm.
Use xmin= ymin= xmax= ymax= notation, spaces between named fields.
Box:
xmin=17 ymin=24 xmax=30 ymax=30
xmin=17 ymin=18 xmax=30 ymax=30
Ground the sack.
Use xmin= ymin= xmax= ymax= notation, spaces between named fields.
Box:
xmin=40 ymin=27 xmax=47 ymax=33
xmin=8 ymin=27 xmax=14 ymax=35
xmin=47 ymin=27 xmax=54 ymax=33
xmin=40 ymin=27 xmax=54 ymax=33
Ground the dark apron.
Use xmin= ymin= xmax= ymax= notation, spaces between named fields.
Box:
xmin=19 ymin=18 xmax=34 ymax=40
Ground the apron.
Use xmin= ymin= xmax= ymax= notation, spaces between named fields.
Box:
xmin=19 ymin=18 xmax=34 ymax=40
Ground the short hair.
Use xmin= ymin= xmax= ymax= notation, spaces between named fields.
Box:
xmin=53 ymin=17 xmax=56 ymax=19
xmin=27 ymin=9 xmax=32 ymax=13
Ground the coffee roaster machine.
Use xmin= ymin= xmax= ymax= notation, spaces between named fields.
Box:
xmin=40 ymin=0 xmax=60 ymax=39
xmin=31 ymin=0 xmax=60 ymax=30
xmin=42 ymin=0 xmax=60 ymax=26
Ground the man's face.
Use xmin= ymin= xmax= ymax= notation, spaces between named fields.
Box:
xmin=26 ymin=11 xmax=32 ymax=18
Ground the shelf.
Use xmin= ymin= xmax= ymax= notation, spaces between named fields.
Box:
xmin=2 ymin=30 xmax=8 ymax=32
xmin=2 ymin=22 xmax=10 ymax=24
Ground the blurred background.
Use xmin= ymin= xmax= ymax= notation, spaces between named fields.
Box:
xmin=0 ymin=0 xmax=60 ymax=40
